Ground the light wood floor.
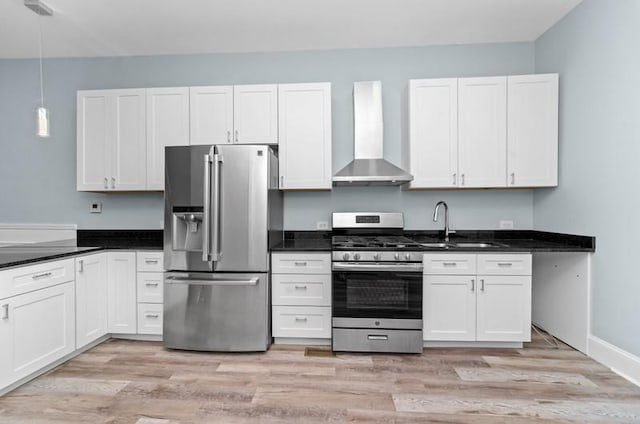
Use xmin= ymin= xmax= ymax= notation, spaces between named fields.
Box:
xmin=1 ymin=333 xmax=639 ymax=423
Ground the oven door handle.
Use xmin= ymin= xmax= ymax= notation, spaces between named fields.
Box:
xmin=332 ymin=262 xmax=424 ymax=272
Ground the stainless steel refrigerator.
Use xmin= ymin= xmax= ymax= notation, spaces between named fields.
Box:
xmin=163 ymin=144 xmax=282 ymax=351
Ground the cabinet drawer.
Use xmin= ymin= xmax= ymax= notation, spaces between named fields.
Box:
xmin=0 ymin=258 xmax=75 ymax=300
xmin=423 ymin=254 xmax=477 ymax=275
xmin=272 ymin=274 xmax=331 ymax=306
xmin=271 ymin=253 xmax=331 ymax=274
xmin=136 ymin=252 xmax=164 ymax=272
xmin=272 ymin=306 xmax=331 ymax=338
xmin=136 ymin=272 xmax=163 ymax=304
xmin=477 ymin=254 xmax=531 ymax=275
xmin=137 ymin=303 xmax=163 ymax=335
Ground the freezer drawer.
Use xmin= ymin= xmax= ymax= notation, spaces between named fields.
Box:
xmin=163 ymin=272 xmax=270 ymax=352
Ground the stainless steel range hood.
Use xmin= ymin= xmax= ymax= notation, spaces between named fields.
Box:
xmin=333 ymin=81 xmax=413 ymax=186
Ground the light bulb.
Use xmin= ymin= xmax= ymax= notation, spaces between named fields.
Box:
xmin=37 ymin=107 xmax=49 ymax=138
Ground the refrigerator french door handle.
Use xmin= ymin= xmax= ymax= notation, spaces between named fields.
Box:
xmin=211 ymin=153 xmax=222 ymax=261
xmin=202 ymin=153 xmax=212 ymax=262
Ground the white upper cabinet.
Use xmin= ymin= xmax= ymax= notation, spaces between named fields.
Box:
xmin=77 ymin=89 xmax=146 ymax=191
xmin=146 ymin=87 xmax=190 ymax=190
xmin=189 ymin=84 xmax=278 ymax=146
xmin=77 ymin=92 xmax=110 ymax=191
xmin=407 ymin=78 xmax=458 ymax=188
xmin=278 ymin=83 xmax=332 ymax=190
xmin=507 ymin=74 xmax=559 ymax=187
xmin=233 ymin=84 xmax=278 ymax=145
xmin=458 ymin=76 xmax=507 ymax=188
xmin=189 ymin=86 xmax=233 ymax=145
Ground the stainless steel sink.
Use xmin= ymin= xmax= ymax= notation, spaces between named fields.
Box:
xmin=419 ymin=242 xmax=451 ymax=248
xmin=451 ymin=242 xmax=506 ymax=248
xmin=419 ymin=241 xmax=507 ymax=249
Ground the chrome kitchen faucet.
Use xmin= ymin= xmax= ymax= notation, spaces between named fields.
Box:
xmin=433 ymin=201 xmax=455 ymax=242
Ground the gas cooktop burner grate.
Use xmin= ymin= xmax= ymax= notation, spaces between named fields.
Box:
xmin=332 ymin=235 xmax=421 ymax=250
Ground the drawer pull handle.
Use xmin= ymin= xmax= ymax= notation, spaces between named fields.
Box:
xmin=78 ymin=259 xmax=84 ymax=273
xmin=471 ymin=279 xmax=475 ymax=291
xmin=32 ymin=272 xmax=52 ymax=280
xmin=367 ymin=335 xmax=388 ymax=341
xmin=294 ymin=262 xmax=307 ymax=266
xmin=2 ymin=304 xmax=8 ymax=320
xmin=442 ymin=262 xmax=457 ymax=267
xmin=481 ymin=279 xmax=485 ymax=291
xmin=145 ymin=282 xmax=160 ymax=287
xmin=294 ymin=285 xmax=308 ymax=290
xmin=497 ymin=263 xmax=513 ymax=267
xmin=294 ymin=317 xmax=308 ymax=322
xmin=146 ymin=313 xmax=160 ymax=319
xmin=145 ymin=259 xmax=159 ymax=264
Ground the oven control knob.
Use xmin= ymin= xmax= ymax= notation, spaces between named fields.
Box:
xmin=354 ymin=253 xmax=361 ymax=261
xmin=394 ymin=253 xmax=400 ymax=260
xmin=373 ymin=253 xmax=381 ymax=261
xmin=342 ymin=253 xmax=350 ymax=261
xmin=405 ymin=253 xmax=412 ymax=261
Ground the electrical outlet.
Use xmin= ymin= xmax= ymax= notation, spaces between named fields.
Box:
xmin=90 ymin=202 xmax=102 ymax=213
xmin=499 ymin=220 xmax=514 ymax=229
xmin=316 ymin=221 xmax=329 ymax=230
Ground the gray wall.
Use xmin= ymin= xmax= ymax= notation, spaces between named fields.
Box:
xmin=534 ymin=0 xmax=640 ymax=356
xmin=0 ymin=43 xmax=535 ymax=230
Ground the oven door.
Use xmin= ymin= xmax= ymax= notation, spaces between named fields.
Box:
xmin=332 ymin=262 xmax=423 ymax=321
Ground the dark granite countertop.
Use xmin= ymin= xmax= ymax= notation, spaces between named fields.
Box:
xmin=0 ymin=246 xmax=104 ymax=270
xmin=272 ymin=231 xmax=332 ymax=251
xmin=0 ymin=230 xmax=164 ymax=270
xmin=272 ymin=230 xmax=595 ymax=253
xmin=77 ymin=230 xmax=163 ymax=250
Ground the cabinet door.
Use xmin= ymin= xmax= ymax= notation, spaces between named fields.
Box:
xmin=476 ymin=275 xmax=531 ymax=342
xmin=278 ymin=83 xmax=332 ymax=189
xmin=111 ymin=89 xmax=147 ymax=190
xmin=507 ymin=74 xmax=559 ymax=187
xmin=408 ymin=79 xmax=458 ymax=188
xmin=189 ymin=86 xmax=233 ymax=145
xmin=146 ymin=87 xmax=190 ymax=190
xmin=77 ymin=91 xmax=111 ymax=190
xmin=233 ymin=84 xmax=278 ymax=144
xmin=423 ymin=275 xmax=476 ymax=341
xmin=107 ymin=252 xmax=137 ymax=334
xmin=0 ymin=282 xmax=75 ymax=390
xmin=458 ymin=77 xmax=507 ymax=188
xmin=76 ymin=254 xmax=108 ymax=348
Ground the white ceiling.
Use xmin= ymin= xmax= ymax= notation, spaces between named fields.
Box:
xmin=0 ymin=0 xmax=582 ymax=59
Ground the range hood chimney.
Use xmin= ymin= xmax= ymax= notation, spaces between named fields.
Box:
xmin=333 ymin=81 xmax=413 ymax=186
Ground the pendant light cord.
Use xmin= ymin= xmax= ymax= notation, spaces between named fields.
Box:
xmin=38 ymin=14 xmax=44 ymax=108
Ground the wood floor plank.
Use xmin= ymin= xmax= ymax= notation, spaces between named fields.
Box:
xmin=1 ymin=332 xmax=638 ymax=423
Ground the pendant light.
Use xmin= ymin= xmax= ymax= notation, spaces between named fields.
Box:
xmin=25 ymin=0 xmax=53 ymax=138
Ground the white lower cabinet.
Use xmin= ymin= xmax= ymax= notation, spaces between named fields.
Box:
xmin=271 ymin=252 xmax=331 ymax=340
xmin=76 ymin=253 xmax=108 ymax=349
xmin=136 ymin=251 xmax=164 ymax=335
xmin=0 ymin=281 xmax=75 ymax=390
xmin=107 ymin=252 xmax=137 ymax=334
xmin=423 ymin=253 xmax=532 ymax=343
xmin=137 ymin=303 xmax=163 ymax=335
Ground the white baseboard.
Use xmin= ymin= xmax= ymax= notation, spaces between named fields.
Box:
xmin=588 ymin=335 xmax=640 ymax=387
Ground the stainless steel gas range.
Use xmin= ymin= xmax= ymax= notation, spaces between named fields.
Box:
xmin=331 ymin=212 xmax=423 ymax=353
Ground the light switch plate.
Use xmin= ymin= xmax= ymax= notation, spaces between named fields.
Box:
xmin=90 ymin=202 xmax=102 ymax=213
xmin=499 ymin=220 xmax=514 ymax=229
